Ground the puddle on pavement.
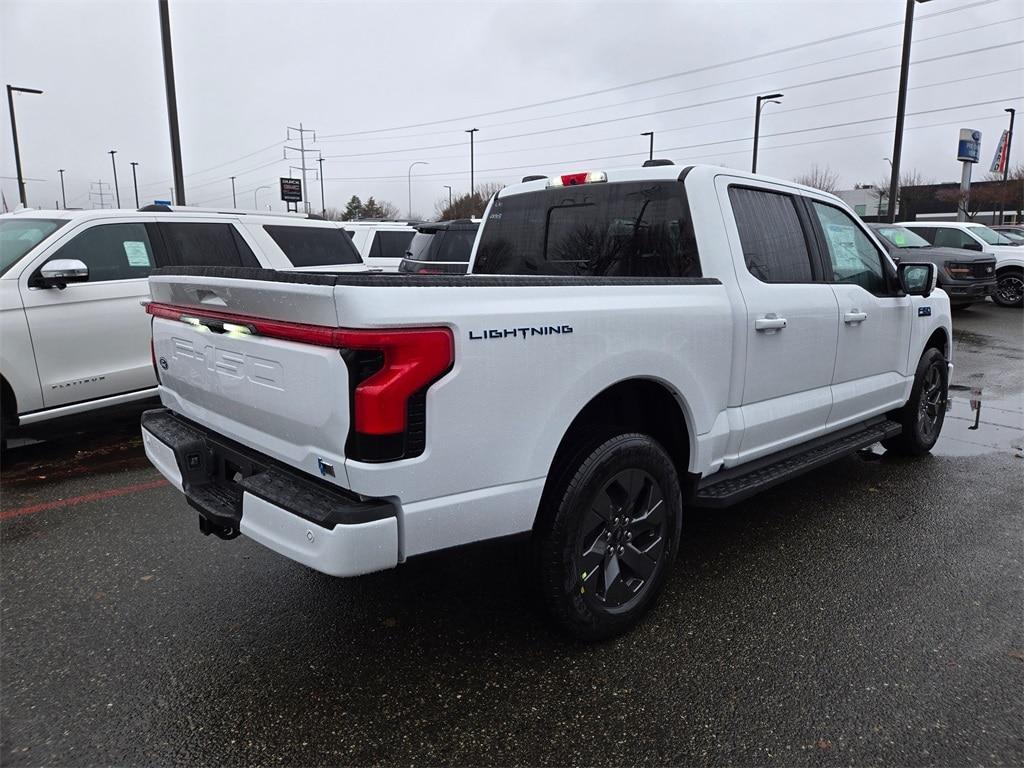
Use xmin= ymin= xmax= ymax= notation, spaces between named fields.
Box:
xmin=933 ymin=384 xmax=1024 ymax=458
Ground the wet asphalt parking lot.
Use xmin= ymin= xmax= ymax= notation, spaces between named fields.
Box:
xmin=2 ymin=301 xmax=1022 ymax=767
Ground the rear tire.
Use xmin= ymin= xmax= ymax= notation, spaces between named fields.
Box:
xmin=532 ymin=432 xmax=682 ymax=641
xmin=993 ymin=267 xmax=1023 ymax=308
xmin=882 ymin=347 xmax=948 ymax=456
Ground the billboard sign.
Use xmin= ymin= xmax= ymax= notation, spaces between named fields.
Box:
xmin=957 ymin=128 xmax=982 ymax=163
xmin=280 ymin=177 xmax=303 ymax=203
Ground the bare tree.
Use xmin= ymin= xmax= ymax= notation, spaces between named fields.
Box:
xmin=793 ymin=164 xmax=840 ymax=194
xmin=436 ymin=182 xmax=504 ymax=220
xmin=872 ymin=169 xmax=931 ymax=218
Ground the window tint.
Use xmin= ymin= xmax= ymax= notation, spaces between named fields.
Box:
xmin=47 ymin=223 xmax=155 ymax=282
xmin=157 ymin=222 xmax=260 ymax=268
xmin=406 ymin=227 xmax=478 ymax=263
xmin=263 ymin=225 xmax=361 ymax=267
xmin=728 ymin=187 xmax=813 ymax=283
xmin=374 ymin=230 xmax=415 ymax=260
xmin=475 ymin=181 xmax=700 ymax=277
xmin=811 ymin=202 xmax=887 ymax=294
xmin=932 ymin=228 xmax=977 ymax=250
xmin=907 ymin=226 xmax=937 ymax=245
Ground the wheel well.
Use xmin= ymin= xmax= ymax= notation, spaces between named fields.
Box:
xmin=545 ymin=378 xmax=692 ymax=493
xmin=925 ymin=327 xmax=949 ymax=359
xmin=0 ymin=375 xmax=16 ymax=427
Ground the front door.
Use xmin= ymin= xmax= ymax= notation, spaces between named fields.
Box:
xmin=718 ymin=179 xmax=839 ymax=462
xmin=805 ymin=200 xmax=912 ymax=425
xmin=19 ymin=220 xmax=158 ymax=408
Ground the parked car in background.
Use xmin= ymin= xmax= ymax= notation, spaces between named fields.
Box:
xmin=341 ymin=221 xmax=416 ymax=271
xmin=398 ymin=219 xmax=480 ymax=274
xmin=899 ymin=221 xmax=1024 ymax=308
xmin=0 ymin=206 xmax=366 ymax=445
xmin=142 ymin=164 xmax=950 ymax=639
xmin=867 ymin=223 xmax=996 ymax=309
xmin=991 ymin=225 xmax=1024 ymax=245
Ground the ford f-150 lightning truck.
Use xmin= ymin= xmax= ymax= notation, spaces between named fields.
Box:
xmin=141 ymin=164 xmax=951 ymax=639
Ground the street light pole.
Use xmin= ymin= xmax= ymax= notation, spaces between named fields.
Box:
xmin=641 ymin=131 xmax=654 ymax=161
xmin=58 ymin=169 xmax=67 ymax=209
xmin=887 ymin=0 xmax=931 ymax=223
xmin=1000 ymin=107 xmax=1016 ymax=225
xmin=752 ymin=93 xmax=783 ymax=173
xmin=317 ymin=155 xmax=325 ymax=216
xmin=108 ymin=150 xmax=121 ymax=208
xmin=130 ymin=161 xmax=140 ymax=208
xmin=408 ymin=161 xmax=428 ymax=219
xmin=443 ymin=185 xmax=453 ymax=208
xmin=6 ymin=84 xmax=43 ymax=208
xmin=158 ymin=0 xmax=186 ymax=205
xmin=466 ymin=128 xmax=479 ymax=196
xmin=230 ymin=176 xmax=236 ymax=208
xmin=254 ymin=185 xmax=270 ymax=209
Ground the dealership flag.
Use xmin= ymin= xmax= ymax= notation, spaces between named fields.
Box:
xmin=989 ymin=130 xmax=1010 ymax=174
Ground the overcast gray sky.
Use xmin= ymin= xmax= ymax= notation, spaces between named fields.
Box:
xmin=1 ymin=0 xmax=1020 ymax=215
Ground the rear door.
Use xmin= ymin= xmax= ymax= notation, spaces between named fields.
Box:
xmin=805 ymin=199 xmax=912 ymax=425
xmin=19 ymin=218 xmax=160 ymax=407
xmin=717 ymin=179 xmax=839 ymax=461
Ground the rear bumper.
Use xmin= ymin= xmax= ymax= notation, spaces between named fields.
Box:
xmin=141 ymin=408 xmax=398 ymax=577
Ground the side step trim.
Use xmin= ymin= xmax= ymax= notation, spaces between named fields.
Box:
xmin=692 ymin=417 xmax=902 ymax=508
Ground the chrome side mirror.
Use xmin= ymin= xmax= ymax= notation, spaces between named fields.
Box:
xmin=37 ymin=259 xmax=88 ymax=289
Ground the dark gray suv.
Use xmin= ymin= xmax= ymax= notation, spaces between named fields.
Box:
xmin=868 ymin=224 xmax=997 ymax=309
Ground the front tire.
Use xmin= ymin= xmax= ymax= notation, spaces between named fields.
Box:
xmin=883 ymin=347 xmax=948 ymax=456
xmin=993 ymin=267 xmax=1023 ymax=308
xmin=533 ymin=433 xmax=682 ymax=641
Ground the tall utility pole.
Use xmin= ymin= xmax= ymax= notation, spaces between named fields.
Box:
xmin=285 ymin=124 xmax=317 ymax=213
xmin=108 ymin=150 xmax=121 ymax=207
xmin=443 ymin=185 xmax=452 ymax=208
xmin=89 ymin=180 xmax=112 ymax=209
xmin=407 ymin=161 xmax=428 ymax=219
xmin=317 ymin=155 xmax=325 ymax=216
xmin=887 ymin=0 xmax=931 ymax=223
xmin=752 ymin=93 xmax=783 ymax=173
xmin=466 ymin=128 xmax=479 ymax=196
xmin=58 ymin=168 xmax=67 ymax=209
xmin=130 ymin=161 xmax=140 ymax=208
xmin=230 ymin=176 xmax=236 ymax=208
xmin=7 ymin=84 xmax=43 ymax=208
xmin=641 ymin=131 xmax=654 ymax=161
xmin=1000 ymin=108 xmax=1016 ymax=225
xmin=158 ymin=0 xmax=186 ymax=205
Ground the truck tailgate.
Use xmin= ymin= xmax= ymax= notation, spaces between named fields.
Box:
xmin=148 ymin=271 xmax=352 ymax=484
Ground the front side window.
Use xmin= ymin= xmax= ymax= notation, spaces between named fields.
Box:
xmin=475 ymin=181 xmax=700 ymax=277
xmin=45 ymin=222 xmax=155 ymax=282
xmin=0 ymin=218 xmax=68 ymax=275
xmin=157 ymin=222 xmax=260 ymax=268
xmin=811 ymin=202 xmax=887 ymax=294
xmin=263 ymin=225 xmax=361 ymax=267
xmin=729 ymin=187 xmax=813 ymax=283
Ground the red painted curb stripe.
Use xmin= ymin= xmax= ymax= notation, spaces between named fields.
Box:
xmin=0 ymin=478 xmax=169 ymax=521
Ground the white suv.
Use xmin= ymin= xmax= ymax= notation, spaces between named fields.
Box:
xmin=341 ymin=221 xmax=417 ymax=271
xmin=898 ymin=221 xmax=1024 ymax=307
xmin=0 ymin=206 xmax=366 ymax=443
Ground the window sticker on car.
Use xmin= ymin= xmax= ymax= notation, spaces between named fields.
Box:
xmin=123 ymin=241 xmax=152 ymax=267
xmin=823 ymin=222 xmax=863 ymax=275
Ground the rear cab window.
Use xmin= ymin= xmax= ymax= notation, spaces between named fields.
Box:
xmin=263 ymin=225 xmax=362 ymax=267
xmin=474 ymin=181 xmax=700 ymax=277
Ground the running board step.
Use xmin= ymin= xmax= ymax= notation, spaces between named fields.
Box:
xmin=692 ymin=417 xmax=902 ymax=508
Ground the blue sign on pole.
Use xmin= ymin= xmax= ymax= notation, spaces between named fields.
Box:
xmin=957 ymin=128 xmax=982 ymax=163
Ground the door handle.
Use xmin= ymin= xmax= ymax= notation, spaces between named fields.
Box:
xmin=754 ymin=314 xmax=787 ymax=331
xmin=843 ymin=310 xmax=869 ymax=324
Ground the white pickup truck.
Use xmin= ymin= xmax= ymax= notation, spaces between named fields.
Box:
xmin=142 ymin=164 xmax=951 ymax=639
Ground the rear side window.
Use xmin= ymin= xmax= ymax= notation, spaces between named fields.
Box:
xmin=372 ymin=230 xmax=415 ymax=260
xmin=474 ymin=181 xmax=700 ymax=277
xmin=263 ymin=225 xmax=361 ymax=267
xmin=157 ymin=222 xmax=260 ymax=268
xmin=46 ymin=222 xmax=155 ymax=282
xmin=728 ymin=187 xmax=813 ymax=283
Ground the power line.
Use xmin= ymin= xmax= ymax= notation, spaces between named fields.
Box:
xmin=317 ymin=0 xmax=998 ymax=140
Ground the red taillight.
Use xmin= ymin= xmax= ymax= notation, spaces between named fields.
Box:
xmin=146 ymin=301 xmax=454 ymax=441
xmin=547 ymin=170 xmax=608 ymax=188
xmin=416 ymin=267 xmax=444 ymax=274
